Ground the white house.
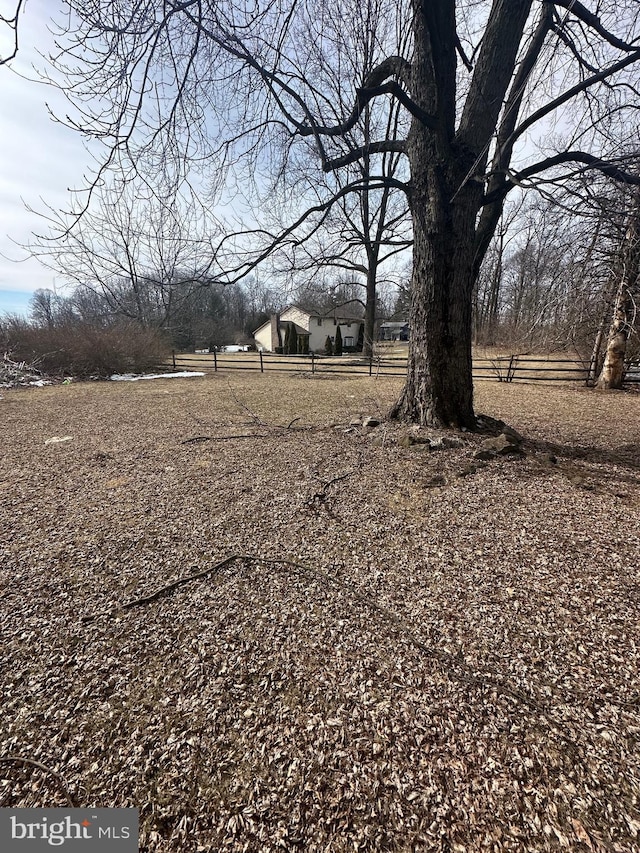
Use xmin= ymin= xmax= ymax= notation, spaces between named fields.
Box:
xmin=253 ymin=305 xmax=363 ymax=353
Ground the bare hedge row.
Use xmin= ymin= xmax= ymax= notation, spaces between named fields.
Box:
xmin=1 ymin=319 xmax=170 ymax=378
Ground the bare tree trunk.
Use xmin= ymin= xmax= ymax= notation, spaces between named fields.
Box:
xmin=588 ymin=319 xmax=607 ymax=385
xmin=390 ymin=151 xmax=480 ymax=428
xmin=597 ymin=280 xmax=636 ymax=389
xmin=597 ymin=204 xmax=640 ymax=389
xmin=362 ymin=260 xmax=377 ymax=358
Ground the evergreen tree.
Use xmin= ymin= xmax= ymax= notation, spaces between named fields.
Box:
xmin=334 ymin=325 xmax=343 ymax=356
xmin=289 ymin=323 xmax=298 ymax=355
xmin=356 ymin=321 xmax=364 ymax=353
xmin=324 ymin=335 xmax=333 ymax=356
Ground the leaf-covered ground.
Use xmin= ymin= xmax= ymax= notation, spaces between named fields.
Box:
xmin=1 ymin=374 xmax=639 ymax=852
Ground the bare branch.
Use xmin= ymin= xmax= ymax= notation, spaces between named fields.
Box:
xmin=0 ymin=0 xmax=24 ymax=65
xmin=508 ymin=151 xmax=640 ymax=190
xmin=550 ymin=0 xmax=640 ymax=52
xmin=323 ymin=140 xmax=408 ymax=172
xmin=505 ymin=47 xmax=640 ymax=154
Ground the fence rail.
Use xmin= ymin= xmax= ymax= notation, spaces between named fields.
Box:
xmin=169 ymin=350 xmax=640 ymax=386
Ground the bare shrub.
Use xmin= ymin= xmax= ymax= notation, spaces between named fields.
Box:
xmin=3 ymin=319 xmax=170 ymax=378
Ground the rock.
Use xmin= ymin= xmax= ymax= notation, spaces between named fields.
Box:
xmin=474 ymin=449 xmax=497 ymax=461
xmin=349 ymin=417 xmax=362 ymax=427
xmin=478 ymin=431 xmax=524 ymax=457
xmin=398 ymin=433 xmax=414 ymax=447
xmin=44 ymin=436 xmax=73 ymax=445
xmin=362 ymin=416 xmax=380 ymax=428
xmin=370 ymin=436 xmax=385 ymax=447
xmin=405 ymin=426 xmax=430 ymax=444
xmin=480 ymin=434 xmax=510 ymax=453
xmin=440 ymin=436 xmax=465 ymax=449
xmin=457 ymin=463 xmax=478 ymax=477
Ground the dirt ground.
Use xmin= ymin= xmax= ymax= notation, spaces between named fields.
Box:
xmin=1 ymin=373 xmax=639 ymax=852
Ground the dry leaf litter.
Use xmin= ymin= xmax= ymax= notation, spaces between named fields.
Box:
xmin=1 ymin=374 xmax=639 ymax=852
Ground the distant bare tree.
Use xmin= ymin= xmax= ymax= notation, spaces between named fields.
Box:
xmin=29 ymin=288 xmax=63 ymax=329
xmin=31 ymin=180 xmax=222 ymax=328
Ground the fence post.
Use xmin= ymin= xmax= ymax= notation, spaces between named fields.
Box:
xmin=172 ymin=350 xmax=176 ymax=370
xmin=311 ymin=352 xmax=315 ymax=374
xmin=213 ymin=349 xmax=217 ymax=372
xmin=259 ymin=350 xmax=264 ymax=373
xmin=369 ymin=356 xmax=373 ymax=377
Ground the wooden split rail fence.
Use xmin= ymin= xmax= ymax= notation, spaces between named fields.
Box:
xmin=169 ymin=351 xmax=640 ymax=386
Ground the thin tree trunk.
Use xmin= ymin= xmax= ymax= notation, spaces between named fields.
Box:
xmin=362 ymin=261 xmax=377 ymax=358
xmin=597 ymin=203 xmax=640 ymax=389
xmin=588 ymin=308 xmax=609 ymax=385
xmin=597 ymin=280 xmax=635 ymax=388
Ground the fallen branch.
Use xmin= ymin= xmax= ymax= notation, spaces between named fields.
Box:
xmin=307 ymin=468 xmax=356 ymax=506
xmin=226 ymin=380 xmax=268 ymax=426
xmin=78 ymin=551 xmax=587 ymax=750
xmin=81 ymin=554 xmax=241 ymax=622
xmin=0 ymin=755 xmax=77 ymax=807
xmin=180 ymin=434 xmax=265 ymax=444
xmin=226 ymin=380 xmax=311 ymax=433
xmin=253 ymin=555 xmax=550 ymax=715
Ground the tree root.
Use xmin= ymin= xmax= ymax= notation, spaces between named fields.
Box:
xmin=0 ymin=755 xmax=77 ymax=807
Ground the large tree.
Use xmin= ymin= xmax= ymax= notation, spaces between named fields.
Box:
xmin=41 ymin=1 xmax=640 ymax=427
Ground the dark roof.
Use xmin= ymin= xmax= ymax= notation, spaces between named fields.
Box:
xmin=286 ymin=321 xmax=310 ymax=336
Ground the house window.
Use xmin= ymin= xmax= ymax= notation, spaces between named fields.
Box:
xmin=317 ymin=317 xmax=322 ymax=326
xmin=333 ymin=318 xmax=337 ymax=325
xmin=347 ymin=322 xmax=351 ymax=328
xmin=344 ymin=336 xmax=354 ymax=347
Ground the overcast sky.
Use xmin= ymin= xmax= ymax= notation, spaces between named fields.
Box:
xmin=0 ymin=0 xmax=93 ymax=317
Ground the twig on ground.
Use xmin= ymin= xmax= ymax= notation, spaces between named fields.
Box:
xmin=81 ymin=555 xmax=241 ymax=622
xmin=226 ymin=380 xmax=268 ymax=426
xmin=226 ymin=381 xmax=311 ymax=433
xmin=306 ymin=468 xmax=355 ymax=513
xmin=180 ymin=434 xmax=265 ymax=444
xmin=0 ymin=756 xmax=77 ymax=807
